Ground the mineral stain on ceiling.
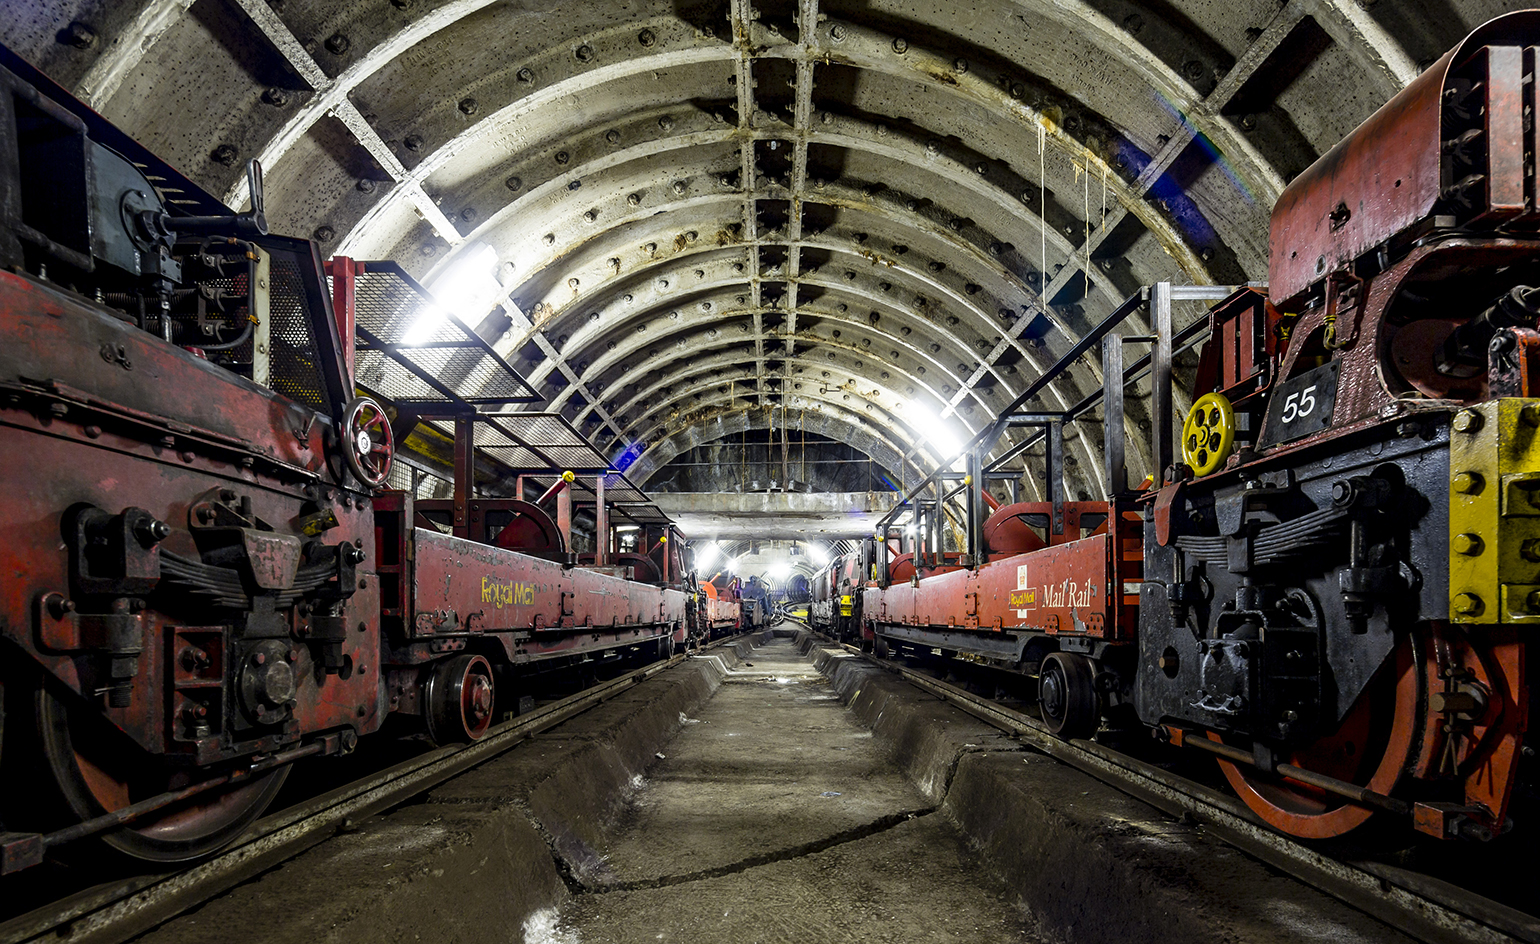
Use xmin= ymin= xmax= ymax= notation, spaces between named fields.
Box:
xmin=0 ymin=0 xmax=1513 ymax=497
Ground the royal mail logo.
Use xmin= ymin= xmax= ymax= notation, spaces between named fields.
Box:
xmin=1014 ymin=564 xmax=1035 ymax=618
xmin=482 ymin=576 xmax=536 ymax=608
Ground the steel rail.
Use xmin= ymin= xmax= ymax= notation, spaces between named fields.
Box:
xmin=0 ymin=634 xmax=752 ymax=944
xmin=847 ymin=645 xmax=1539 ymax=944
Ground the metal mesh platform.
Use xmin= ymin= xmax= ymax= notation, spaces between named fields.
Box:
xmin=413 ymin=413 xmax=670 ymax=523
xmin=475 ymin=413 xmax=604 ymax=471
xmin=346 ymin=260 xmax=540 ymax=408
xmin=610 ymin=503 xmax=672 ymax=525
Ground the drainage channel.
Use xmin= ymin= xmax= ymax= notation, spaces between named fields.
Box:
xmin=822 ymin=634 xmax=1538 ymax=944
xmin=0 ymin=634 xmax=753 ymax=944
xmin=539 ymin=633 xmax=1036 ymax=943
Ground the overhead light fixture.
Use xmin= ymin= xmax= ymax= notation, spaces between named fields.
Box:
xmin=694 ymin=541 xmax=720 ymax=568
xmin=405 ymin=242 xmax=502 ymax=345
xmin=807 ymin=542 xmax=830 ymax=566
xmin=766 ymin=561 xmax=792 ymax=581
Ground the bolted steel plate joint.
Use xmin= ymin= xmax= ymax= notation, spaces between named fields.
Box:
xmin=1453 ymin=471 xmax=1484 ymax=494
xmin=1452 ymin=410 xmax=1483 ymax=433
xmin=1452 ymin=533 xmax=1484 ymax=556
xmin=1453 ymin=592 xmax=1485 ymax=617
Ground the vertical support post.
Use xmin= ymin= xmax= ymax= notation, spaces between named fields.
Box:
xmin=593 ymin=473 xmax=609 ymax=566
xmin=452 ymin=415 xmax=474 ymax=538
xmin=1151 ymin=282 xmax=1174 ymax=483
xmin=965 ymin=449 xmax=984 ymax=567
xmin=251 ymin=248 xmax=272 ymax=388
xmin=556 ymin=485 xmax=572 ymax=553
xmin=932 ymin=480 xmax=943 ymax=565
xmin=1103 ymin=333 xmax=1127 ymax=497
xmin=514 ymin=476 xmax=526 ymax=501
xmin=781 ymin=405 xmax=791 ymax=488
xmin=325 ymin=256 xmax=357 ymax=389
xmin=1047 ymin=420 xmax=1065 ymax=538
xmin=1009 ymin=477 xmax=1021 ymax=504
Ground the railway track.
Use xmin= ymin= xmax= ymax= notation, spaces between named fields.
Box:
xmin=833 ymin=637 xmax=1540 ymax=944
xmin=0 ymin=636 xmax=748 ymax=944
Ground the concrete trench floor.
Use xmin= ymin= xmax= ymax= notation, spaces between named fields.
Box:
xmin=541 ymin=636 xmax=1037 ymax=943
xmin=126 ymin=628 xmax=1417 ymax=944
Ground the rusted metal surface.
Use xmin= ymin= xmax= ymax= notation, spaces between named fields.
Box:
xmin=324 ymin=256 xmax=357 ymax=387
xmin=406 ymin=527 xmax=684 ymax=662
xmin=1269 ymin=11 xmax=1540 ymax=311
xmin=1259 ymin=238 xmax=1540 ymax=458
xmin=869 ymin=503 xmax=1140 ymax=640
xmin=0 ymin=271 xmax=382 ymax=768
xmin=878 ymin=656 xmax=1540 ymax=944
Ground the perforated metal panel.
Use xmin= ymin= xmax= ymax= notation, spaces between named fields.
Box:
xmin=345 ymin=261 xmax=539 ymax=408
xmin=194 ymin=242 xmax=331 ymax=412
xmin=267 ymin=250 xmax=330 ymax=410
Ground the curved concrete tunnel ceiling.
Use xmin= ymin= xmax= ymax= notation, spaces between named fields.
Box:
xmin=2 ymin=0 xmax=1509 ymax=499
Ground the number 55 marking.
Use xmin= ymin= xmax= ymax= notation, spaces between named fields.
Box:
xmin=1280 ymin=385 xmax=1317 ymax=423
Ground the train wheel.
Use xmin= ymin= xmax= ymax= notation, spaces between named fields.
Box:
xmin=27 ymin=677 xmax=288 ymax=864
xmin=874 ymin=635 xmax=890 ymax=660
xmin=1038 ymin=652 xmax=1098 ymax=739
xmin=1211 ymin=637 xmax=1420 ymax=840
xmin=424 ymin=654 xmax=496 ymax=744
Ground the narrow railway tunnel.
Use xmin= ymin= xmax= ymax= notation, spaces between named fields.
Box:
xmin=1 ymin=0 xmax=1448 ymax=509
xmin=1 ymin=2 xmax=1538 ymax=943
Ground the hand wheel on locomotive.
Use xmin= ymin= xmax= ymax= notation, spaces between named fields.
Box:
xmin=1180 ymin=392 xmax=1235 ymax=477
xmin=341 ymin=396 xmax=394 ymax=490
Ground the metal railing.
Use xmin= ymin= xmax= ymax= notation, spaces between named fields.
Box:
xmin=875 ymin=283 xmax=1256 ymax=571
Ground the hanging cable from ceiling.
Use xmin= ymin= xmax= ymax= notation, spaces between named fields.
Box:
xmin=1037 ymin=121 xmax=1047 ymax=302
xmin=1101 ymin=163 xmax=1108 ymax=231
xmin=1083 ymin=158 xmax=1091 ymax=292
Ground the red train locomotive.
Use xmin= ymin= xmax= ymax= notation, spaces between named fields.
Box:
xmin=843 ymin=12 xmax=1539 ymax=844
xmin=697 ymin=574 xmax=745 ymax=638
xmin=0 ymin=55 xmax=728 ymax=872
xmin=809 ymin=550 xmax=867 ymax=642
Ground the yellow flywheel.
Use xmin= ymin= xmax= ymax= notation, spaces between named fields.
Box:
xmin=1181 ymin=392 xmax=1236 ymax=477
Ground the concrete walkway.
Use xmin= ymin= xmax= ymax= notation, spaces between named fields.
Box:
xmin=545 ymin=636 xmax=1036 ymax=943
